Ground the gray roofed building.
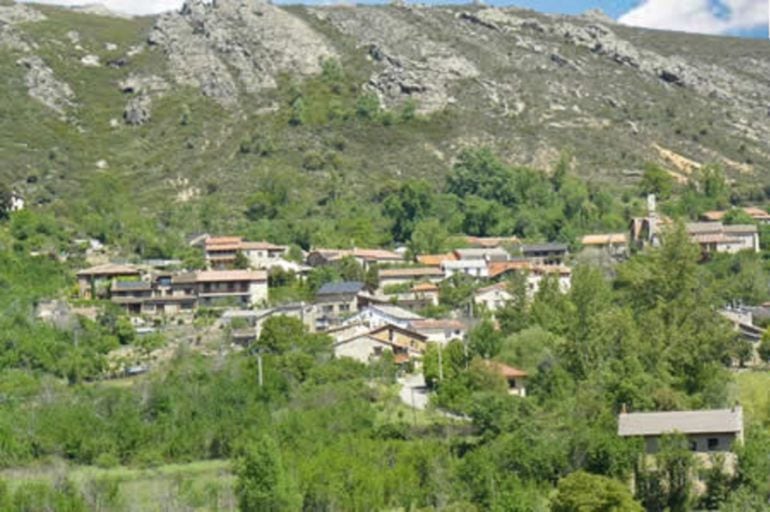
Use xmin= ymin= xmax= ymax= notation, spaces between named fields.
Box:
xmin=619 ymin=407 xmax=744 ymax=454
xmin=521 ymin=243 xmax=569 ymax=254
xmin=316 ymin=281 xmax=366 ymax=296
xmin=453 ymin=247 xmax=510 ymax=262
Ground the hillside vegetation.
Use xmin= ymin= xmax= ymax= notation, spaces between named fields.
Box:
xmin=0 ymin=0 xmax=769 ymax=255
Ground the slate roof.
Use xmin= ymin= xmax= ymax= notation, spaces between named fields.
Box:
xmin=369 ymin=304 xmax=423 ymax=320
xmin=522 ymin=243 xmax=568 ymax=253
xmin=618 ymin=407 xmax=743 ymax=437
xmin=316 ymin=281 xmax=365 ymax=296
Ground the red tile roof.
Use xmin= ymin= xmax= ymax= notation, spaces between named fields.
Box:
xmin=417 ymin=253 xmax=457 ymax=266
xmin=487 ymin=261 xmax=530 ymax=278
xmin=196 ymin=270 xmax=267 ymax=282
xmin=484 ymin=360 xmax=528 ymax=379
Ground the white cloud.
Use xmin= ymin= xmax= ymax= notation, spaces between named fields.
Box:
xmin=618 ymin=0 xmax=768 ymax=35
xmin=17 ymin=0 xmax=188 ymax=15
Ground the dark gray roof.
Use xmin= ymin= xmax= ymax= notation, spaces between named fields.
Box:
xmin=317 ymin=281 xmax=365 ymax=296
xmin=618 ymin=407 xmax=743 ymax=437
xmin=522 ymin=243 xmax=568 ymax=253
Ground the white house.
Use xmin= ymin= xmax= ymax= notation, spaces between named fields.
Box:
xmin=474 ymin=282 xmax=513 ymax=313
xmin=409 ymin=319 xmax=466 ymax=345
xmin=343 ymin=304 xmax=423 ymax=330
xmin=441 ymin=259 xmax=489 ymax=279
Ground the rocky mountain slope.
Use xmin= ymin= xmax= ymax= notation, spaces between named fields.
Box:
xmin=1 ymin=0 xmax=769 ymax=240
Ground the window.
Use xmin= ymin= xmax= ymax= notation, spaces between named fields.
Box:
xmin=339 ymin=304 xmax=350 ymax=312
xmin=707 ymin=438 xmax=719 ymax=451
xmin=689 ymin=441 xmax=698 ymax=452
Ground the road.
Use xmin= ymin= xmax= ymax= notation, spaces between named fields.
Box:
xmin=398 ymin=373 xmax=430 ymax=410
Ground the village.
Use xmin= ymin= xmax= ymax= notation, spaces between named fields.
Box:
xmin=63 ymin=196 xmax=768 ymax=465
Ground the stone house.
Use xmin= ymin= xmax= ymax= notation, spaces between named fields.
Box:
xmin=77 ymin=263 xmax=141 ymax=299
xmin=377 ymin=267 xmax=444 ymax=291
xmin=618 ymin=407 xmax=744 ymax=455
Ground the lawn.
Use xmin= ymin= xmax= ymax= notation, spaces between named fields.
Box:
xmin=2 ymin=460 xmax=235 ymax=511
xmin=735 ymin=370 xmax=770 ymax=428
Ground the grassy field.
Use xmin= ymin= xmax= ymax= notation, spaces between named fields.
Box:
xmin=735 ymin=370 xmax=770 ymax=428
xmin=2 ymin=459 xmax=235 ymax=511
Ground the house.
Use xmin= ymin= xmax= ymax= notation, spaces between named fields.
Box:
xmin=110 ymin=280 xmax=153 ymax=315
xmin=686 ymin=223 xmax=759 ymax=254
xmin=483 ymin=360 xmax=528 ymax=397
xmin=204 ymin=236 xmax=243 ymax=269
xmin=453 ymin=247 xmax=511 ymax=262
xmin=334 ymin=332 xmax=410 ymax=364
xmin=474 ymin=282 xmax=513 ymax=313
xmin=521 ymin=243 xmax=569 ymax=266
xmin=618 ymin=407 xmax=744 ymax=454
xmin=377 ymin=267 xmax=444 ymax=291
xmin=344 ymin=304 xmax=423 ymax=330
xmin=315 ymin=281 xmax=365 ymax=330
xmin=417 ymin=253 xmax=457 ymax=267
xmin=702 ymin=207 xmax=770 ymax=224
xmin=527 ymin=266 xmax=572 ymax=297
xmin=251 ymin=303 xmax=319 ymax=336
xmin=195 ymin=270 xmax=268 ymax=308
xmin=306 ymin=248 xmax=403 ymax=270
xmin=411 ymin=282 xmax=440 ymax=305
xmin=77 ymin=263 xmax=141 ymax=299
xmin=581 ymin=233 xmax=629 ymax=259
xmin=333 ymin=323 xmax=427 ymax=364
xmin=204 ymin=236 xmax=290 ymax=270
xmin=487 ymin=260 xmax=531 ymax=280
xmin=441 ymin=259 xmax=489 ymax=279
xmin=409 ymin=318 xmax=467 ymax=345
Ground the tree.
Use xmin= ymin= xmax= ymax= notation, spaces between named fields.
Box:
xmin=552 ymin=471 xmax=643 ymax=512
xmin=0 ymin=184 xmax=12 ymax=220
xmin=758 ymin=331 xmax=770 ymax=364
xmin=234 ymin=251 xmax=251 ymax=270
xmin=640 ymin=164 xmax=674 ymax=200
xmin=468 ymin=319 xmax=503 ymax=359
xmin=636 ymin=434 xmax=695 ymax=512
xmin=234 ymin=435 xmax=297 ymax=511
xmin=408 ymin=218 xmax=447 ymax=256
xmin=257 ymin=316 xmax=329 ymax=356
xmin=496 ymin=272 xmax=530 ymax=334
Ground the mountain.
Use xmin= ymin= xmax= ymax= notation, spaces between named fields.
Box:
xmin=1 ymin=0 xmax=769 ymax=248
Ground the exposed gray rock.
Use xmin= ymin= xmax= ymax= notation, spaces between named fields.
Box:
xmin=119 ymin=74 xmax=170 ymax=95
xmin=149 ymin=0 xmax=337 ymax=106
xmin=0 ymin=4 xmax=46 ymax=25
xmin=119 ymin=74 xmax=169 ymax=125
xmin=313 ymin=7 xmax=479 ymax=113
xmin=123 ymin=96 xmax=151 ymax=124
xmin=17 ymin=56 xmax=75 ymax=115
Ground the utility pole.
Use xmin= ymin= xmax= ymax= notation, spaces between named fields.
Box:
xmin=438 ymin=342 xmax=444 ymax=382
xmin=257 ymin=351 xmax=264 ymax=388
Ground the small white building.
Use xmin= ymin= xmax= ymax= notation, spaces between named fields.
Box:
xmin=441 ymin=259 xmax=489 ymax=279
xmin=409 ymin=319 xmax=467 ymax=345
xmin=474 ymin=282 xmax=513 ymax=312
xmin=196 ymin=270 xmax=268 ymax=308
xmin=343 ymin=304 xmax=423 ymax=330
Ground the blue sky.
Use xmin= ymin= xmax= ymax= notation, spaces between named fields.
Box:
xmin=19 ymin=0 xmax=770 ymax=38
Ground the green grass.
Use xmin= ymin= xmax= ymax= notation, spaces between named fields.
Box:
xmin=2 ymin=460 xmax=235 ymax=511
xmin=736 ymin=370 xmax=770 ymax=427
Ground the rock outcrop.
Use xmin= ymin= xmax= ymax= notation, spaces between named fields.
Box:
xmin=17 ymin=56 xmax=75 ymax=115
xmin=148 ymin=0 xmax=336 ymax=106
xmin=312 ymin=7 xmax=479 ymax=113
xmin=119 ymin=74 xmax=170 ymax=125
